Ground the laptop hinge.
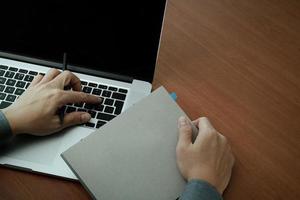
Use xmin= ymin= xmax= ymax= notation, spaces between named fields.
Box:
xmin=67 ymin=65 xmax=133 ymax=83
xmin=0 ymin=52 xmax=133 ymax=83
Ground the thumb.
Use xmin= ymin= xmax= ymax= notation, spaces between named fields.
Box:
xmin=62 ymin=112 xmax=91 ymax=128
xmin=177 ymin=116 xmax=192 ymax=148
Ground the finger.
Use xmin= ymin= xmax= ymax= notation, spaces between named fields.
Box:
xmin=192 ymin=118 xmax=200 ymax=128
xmin=194 ymin=117 xmax=216 ymax=145
xmin=58 ymin=90 xmax=101 ymax=105
xmin=51 ymin=70 xmax=81 ymax=91
xmin=39 ymin=68 xmax=61 ymax=84
xmin=28 ymin=74 xmax=44 ymax=88
xmin=177 ymin=116 xmax=193 ymax=148
xmin=198 ymin=117 xmax=214 ymax=134
xmin=62 ymin=112 xmax=91 ymax=128
xmin=230 ymin=152 xmax=235 ymax=168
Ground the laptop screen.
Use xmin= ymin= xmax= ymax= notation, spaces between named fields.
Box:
xmin=0 ymin=1 xmax=166 ymax=82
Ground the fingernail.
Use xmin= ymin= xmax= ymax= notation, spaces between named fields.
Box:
xmin=81 ymin=113 xmax=91 ymax=122
xmin=178 ymin=116 xmax=187 ymax=128
xmin=98 ymin=98 xmax=102 ymax=103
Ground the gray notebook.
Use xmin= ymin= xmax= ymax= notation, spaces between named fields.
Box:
xmin=61 ymin=86 xmax=198 ymax=200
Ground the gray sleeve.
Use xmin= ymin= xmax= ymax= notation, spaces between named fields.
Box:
xmin=180 ymin=179 xmax=223 ymax=200
xmin=0 ymin=110 xmax=13 ymax=141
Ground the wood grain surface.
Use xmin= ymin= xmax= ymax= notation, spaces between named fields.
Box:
xmin=1 ymin=0 xmax=300 ymax=199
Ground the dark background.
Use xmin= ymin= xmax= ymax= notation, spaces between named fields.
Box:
xmin=0 ymin=0 xmax=166 ymax=82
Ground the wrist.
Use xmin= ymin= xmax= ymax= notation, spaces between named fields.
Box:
xmin=187 ymin=172 xmax=222 ymax=194
xmin=184 ymin=179 xmax=223 ymax=199
xmin=2 ymin=108 xmax=22 ymax=135
xmin=0 ymin=110 xmax=14 ymax=140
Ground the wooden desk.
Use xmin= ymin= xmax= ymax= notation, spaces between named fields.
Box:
xmin=1 ymin=0 xmax=299 ymax=199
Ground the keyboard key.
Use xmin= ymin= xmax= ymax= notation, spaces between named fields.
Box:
xmin=108 ymin=86 xmax=117 ymax=91
xmin=114 ymin=108 xmax=122 ymax=115
xmin=0 ymin=77 xmax=6 ymax=84
xmin=119 ymin=88 xmax=128 ymax=93
xmin=114 ymin=100 xmax=124 ymax=115
xmin=114 ymin=100 xmax=124 ymax=107
xmin=16 ymin=81 xmax=26 ymax=88
xmin=92 ymin=88 xmax=102 ymax=95
xmin=4 ymin=71 xmax=15 ymax=78
xmin=6 ymin=94 xmax=16 ymax=102
xmin=0 ymin=92 xmax=6 ymax=100
xmin=0 ymin=101 xmax=11 ymax=109
xmin=88 ymin=110 xmax=96 ymax=118
xmin=96 ymin=113 xmax=115 ymax=121
xmin=39 ymin=73 xmax=45 ymax=76
xmin=0 ymin=85 xmax=5 ymax=92
xmin=82 ymin=86 xmax=92 ymax=94
xmin=104 ymin=106 xmax=114 ymax=114
xmin=24 ymin=75 xmax=34 ymax=82
xmin=104 ymin=98 xmax=114 ymax=106
xmin=74 ymin=102 xmax=84 ymax=107
xmin=94 ymin=104 xmax=104 ymax=112
xmin=77 ymin=108 xmax=87 ymax=112
xmin=25 ymin=82 xmax=30 ymax=89
xmin=9 ymin=67 xmax=18 ymax=72
xmin=0 ymin=65 xmax=8 ymax=70
xmin=4 ymin=86 xmax=15 ymax=94
xmin=84 ymin=103 xmax=94 ymax=109
xmin=96 ymin=120 xmax=106 ymax=128
xmin=29 ymin=71 xmax=38 ymax=75
xmin=14 ymin=73 xmax=25 ymax=80
xmin=19 ymin=69 xmax=28 ymax=74
xmin=81 ymin=81 xmax=87 ymax=85
xmin=112 ymin=92 xmax=126 ymax=101
xmin=0 ymin=69 xmax=5 ymax=76
xmin=98 ymin=84 xmax=108 ymax=89
xmin=88 ymin=82 xmax=97 ymax=87
xmin=102 ymin=90 xmax=111 ymax=97
xmin=6 ymin=79 xmax=16 ymax=86
xmin=85 ymin=122 xmax=95 ymax=128
xmin=66 ymin=106 xmax=76 ymax=113
xmin=15 ymin=88 xmax=25 ymax=95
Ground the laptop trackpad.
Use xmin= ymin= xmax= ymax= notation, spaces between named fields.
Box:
xmin=0 ymin=133 xmax=65 ymax=165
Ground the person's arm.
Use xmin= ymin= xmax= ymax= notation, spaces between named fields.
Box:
xmin=180 ymin=179 xmax=222 ymax=200
xmin=1 ymin=69 xmax=101 ymax=136
xmin=176 ymin=116 xmax=235 ymax=200
xmin=0 ymin=110 xmax=13 ymax=144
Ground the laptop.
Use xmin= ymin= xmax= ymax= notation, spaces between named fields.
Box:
xmin=0 ymin=0 xmax=167 ymax=179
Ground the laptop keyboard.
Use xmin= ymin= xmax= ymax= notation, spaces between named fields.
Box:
xmin=0 ymin=65 xmax=128 ymax=129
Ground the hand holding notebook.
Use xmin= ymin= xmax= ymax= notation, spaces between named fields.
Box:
xmin=62 ymin=86 xmax=234 ymax=199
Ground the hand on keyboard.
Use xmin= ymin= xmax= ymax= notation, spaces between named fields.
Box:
xmin=2 ymin=69 xmax=101 ymax=136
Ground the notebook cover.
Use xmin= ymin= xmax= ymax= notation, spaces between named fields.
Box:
xmin=61 ymin=86 xmax=197 ymax=200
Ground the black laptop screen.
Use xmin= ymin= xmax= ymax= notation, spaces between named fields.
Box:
xmin=0 ymin=1 xmax=166 ymax=82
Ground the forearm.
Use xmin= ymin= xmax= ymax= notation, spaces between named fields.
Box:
xmin=180 ymin=179 xmax=222 ymax=200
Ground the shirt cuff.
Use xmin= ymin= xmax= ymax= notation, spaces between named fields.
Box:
xmin=180 ymin=179 xmax=223 ymax=200
xmin=0 ymin=110 xmax=13 ymax=140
